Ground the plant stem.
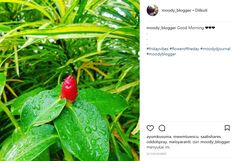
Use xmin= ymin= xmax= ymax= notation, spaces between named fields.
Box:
xmin=62 ymin=146 xmax=74 ymax=161
xmin=58 ymin=40 xmax=77 ymax=74
xmin=0 ymin=101 xmax=21 ymax=131
xmin=111 ymin=132 xmax=122 ymax=161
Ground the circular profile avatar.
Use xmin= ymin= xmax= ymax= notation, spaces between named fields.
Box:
xmin=147 ymin=5 xmax=159 ymax=16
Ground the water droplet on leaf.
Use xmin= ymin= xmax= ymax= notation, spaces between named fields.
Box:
xmin=85 ymin=127 xmax=92 ymax=133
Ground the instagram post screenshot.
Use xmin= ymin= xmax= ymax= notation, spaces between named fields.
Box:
xmin=0 ymin=0 xmax=235 ymax=161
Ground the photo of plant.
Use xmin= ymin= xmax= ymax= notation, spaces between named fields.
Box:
xmin=0 ymin=0 xmax=139 ymax=161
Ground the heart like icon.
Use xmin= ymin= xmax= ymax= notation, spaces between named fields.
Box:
xmin=146 ymin=125 xmax=154 ymax=132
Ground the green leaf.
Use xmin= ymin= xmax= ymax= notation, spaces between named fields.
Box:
xmin=109 ymin=152 xmax=134 ymax=161
xmin=0 ymin=24 xmax=11 ymax=32
xmin=33 ymin=149 xmax=50 ymax=161
xmin=9 ymin=24 xmax=138 ymax=40
xmin=78 ymin=89 xmax=128 ymax=115
xmin=0 ymin=125 xmax=58 ymax=161
xmin=21 ymin=89 xmax=66 ymax=131
xmin=53 ymin=0 xmax=66 ymax=17
xmin=60 ymin=0 xmax=79 ymax=23
xmin=11 ymin=88 xmax=44 ymax=115
xmin=74 ymin=0 xmax=88 ymax=22
xmin=54 ymin=100 xmax=109 ymax=161
xmin=0 ymin=73 xmax=6 ymax=112
xmin=0 ymin=0 xmax=53 ymax=21
xmin=0 ymin=72 xmax=6 ymax=96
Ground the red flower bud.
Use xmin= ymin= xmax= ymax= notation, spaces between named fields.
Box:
xmin=61 ymin=75 xmax=78 ymax=102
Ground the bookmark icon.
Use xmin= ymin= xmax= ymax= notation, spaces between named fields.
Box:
xmin=224 ymin=125 xmax=230 ymax=131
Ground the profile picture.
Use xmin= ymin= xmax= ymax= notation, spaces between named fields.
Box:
xmin=147 ymin=5 xmax=159 ymax=16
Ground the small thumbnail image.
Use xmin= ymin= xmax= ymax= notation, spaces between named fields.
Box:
xmin=147 ymin=5 xmax=159 ymax=16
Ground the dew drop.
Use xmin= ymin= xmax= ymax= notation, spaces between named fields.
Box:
xmin=49 ymin=39 xmax=56 ymax=43
xmin=74 ymin=7 xmax=79 ymax=11
xmin=100 ymin=130 xmax=106 ymax=135
xmin=76 ymin=144 xmax=81 ymax=151
xmin=85 ymin=127 xmax=92 ymax=133
xmin=33 ymin=104 xmax=40 ymax=110
xmin=32 ymin=106 xmax=36 ymax=110
xmin=91 ymin=139 xmax=96 ymax=145
xmin=41 ymin=39 xmax=46 ymax=44
xmin=91 ymin=125 xmax=97 ymax=131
